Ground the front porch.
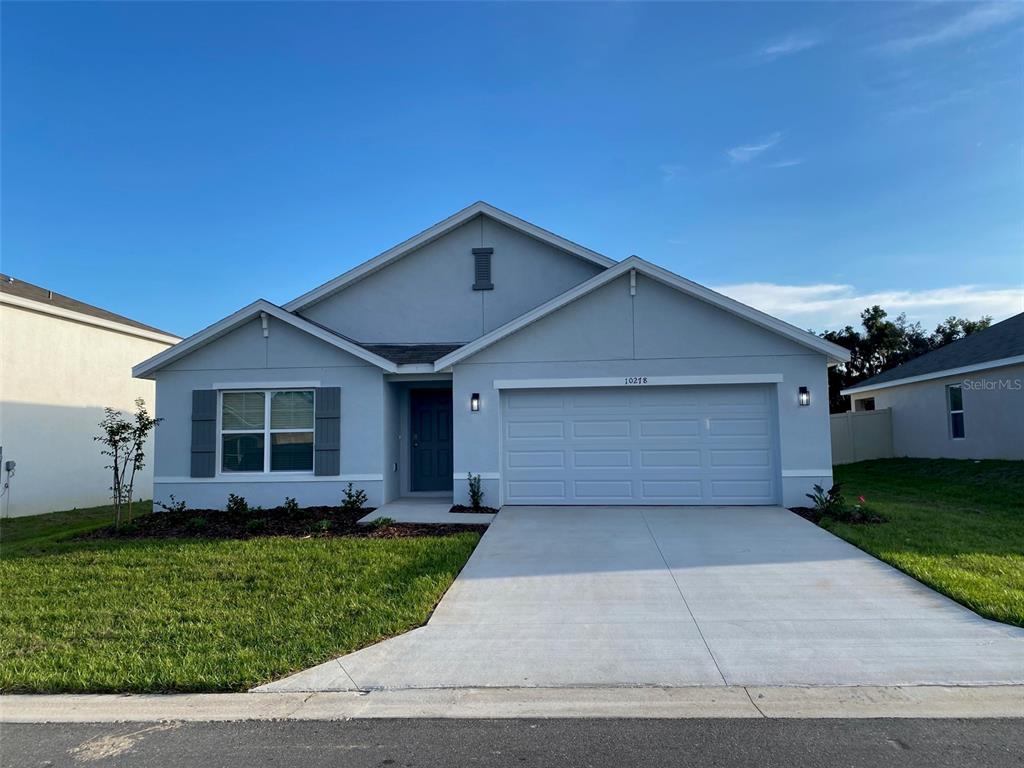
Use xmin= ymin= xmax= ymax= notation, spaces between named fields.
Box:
xmin=359 ymin=498 xmax=496 ymax=525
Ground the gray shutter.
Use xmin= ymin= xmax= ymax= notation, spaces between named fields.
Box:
xmin=314 ymin=387 xmax=341 ymax=476
xmin=472 ymin=247 xmax=494 ymax=290
xmin=190 ymin=390 xmax=217 ymax=478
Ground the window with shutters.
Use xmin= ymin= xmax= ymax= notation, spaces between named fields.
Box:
xmin=220 ymin=390 xmax=315 ymax=473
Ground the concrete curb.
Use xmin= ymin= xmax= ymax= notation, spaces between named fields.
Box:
xmin=2 ymin=686 xmax=1022 ymax=722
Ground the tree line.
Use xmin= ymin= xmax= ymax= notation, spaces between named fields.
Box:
xmin=821 ymin=306 xmax=992 ymax=413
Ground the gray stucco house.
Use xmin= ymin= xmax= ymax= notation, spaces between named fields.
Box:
xmin=134 ymin=202 xmax=850 ymax=510
xmin=842 ymin=312 xmax=1023 ymax=460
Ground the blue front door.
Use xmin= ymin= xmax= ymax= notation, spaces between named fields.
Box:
xmin=411 ymin=389 xmax=453 ymax=491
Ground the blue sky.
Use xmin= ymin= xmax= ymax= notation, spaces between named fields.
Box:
xmin=3 ymin=2 xmax=1021 ymax=338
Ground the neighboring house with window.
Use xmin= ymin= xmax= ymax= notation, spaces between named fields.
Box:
xmin=134 ymin=202 xmax=850 ymax=510
xmin=842 ymin=312 xmax=1024 ymax=460
xmin=0 ymin=275 xmax=180 ymax=517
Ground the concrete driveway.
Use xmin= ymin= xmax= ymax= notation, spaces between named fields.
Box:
xmin=258 ymin=507 xmax=1024 ymax=691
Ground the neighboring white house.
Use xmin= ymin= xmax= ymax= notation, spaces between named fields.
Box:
xmin=134 ymin=202 xmax=849 ymax=511
xmin=0 ymin=274 xmax=180 ymax=517
xmin=842 ymin=312 xmax=1024 ymax=460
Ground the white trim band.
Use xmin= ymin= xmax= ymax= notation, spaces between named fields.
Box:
xmin=155 ymin=474 xmax=384 ymax=484
xmin=212 ymin=381 xmax=321 ymax=390
xmin=841 ymin=355 xmax=1024 ymax=396
xmin=493 ymin=374 xmax=784 ymax=390
xmin=781 ymin=469 xmax=833 ymax=478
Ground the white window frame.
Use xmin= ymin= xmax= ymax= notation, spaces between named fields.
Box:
xmin=217 ymin=389 xmax=316 ymax=475
xmin=946 ymin=384 xmax=965 ymax=440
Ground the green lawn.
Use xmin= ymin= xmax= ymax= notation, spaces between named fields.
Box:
xmin=0 ymin=505 xmax=479 ymax=693
xmin=829 ymin=459 xmax=1024 ymax=628
xmin=1 ymin=501 xmax=152 ymax=552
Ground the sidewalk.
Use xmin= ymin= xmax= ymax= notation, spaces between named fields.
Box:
xmin=3 ymin=685 xmax=1022 ymax=722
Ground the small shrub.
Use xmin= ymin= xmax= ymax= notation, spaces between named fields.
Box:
xmin=467 ymin=473 xmax=484 ymax=511
xmin=186 ymin=516 xmax=208 ymax=532
xmin=371 ymin=516 xmax=395 ymax=529
xmin=806 ymin=483 xmax=844 ymax=515
xmin=245 ymin=518 xmax=266 ymax=535
xmin=226 ymin=493 xmax=249 ymax=515
xmin=283 ymin=496 xmax=300 ymax=514
xmin=156 ymin=494 xmax=187 ymax=514
xmin=315 ymin=519 xmax=332 ymax=533
xmin=341 ymin=483 xmax=368 ymax=512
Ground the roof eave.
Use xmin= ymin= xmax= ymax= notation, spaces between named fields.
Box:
xmin=840 ymin=354 xmax=1024 ymax=396
xmin=133 ymin=300 xmax=398 ymax=379
xmin=433 ymin=256 xmax=851 ymax=370
xmin=283 ymin=201 xmax=616 ymax=313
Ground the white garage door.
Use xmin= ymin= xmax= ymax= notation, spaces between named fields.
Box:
xmin=501 ymin=385 xmax=778 ymax=505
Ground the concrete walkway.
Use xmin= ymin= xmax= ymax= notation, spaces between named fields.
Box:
xmin=259 ymin=507 xmax=1024 ymax=691
xmin=358 ymin=498 xmax=495 ymax=525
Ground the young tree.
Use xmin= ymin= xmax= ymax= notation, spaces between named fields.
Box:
xmin=95 ymin=398 xmax=161 ymax=527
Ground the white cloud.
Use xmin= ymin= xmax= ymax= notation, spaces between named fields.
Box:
xmin=758 ymin=32 xmax=823 ymax=61
xmin=726 ymin=131 xmax=783 ymax=164
xmin=659 ymin=164 xmax=685 ymax=185
xmin=710 ymin=281 xmax=1023 ymax=332
xmin=882 ymin=3 xmax=1023 ymax=54
xmin=767 ymin=158 xmax=804 ymax=169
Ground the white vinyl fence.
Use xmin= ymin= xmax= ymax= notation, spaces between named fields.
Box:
xmin=830 ymin=408 xmax=894 ymax=465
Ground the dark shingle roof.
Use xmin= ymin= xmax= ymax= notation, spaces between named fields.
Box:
xmin=0 ymin=273 xmax=177 ymax=337
xmin=360 ymin=343 xmax=465 ymax=365
xmin=854 ymin=312 xmax=1024 ymax=389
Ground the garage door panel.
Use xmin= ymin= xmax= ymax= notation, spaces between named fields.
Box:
xmin=573 ymin=450 xmax=632 ymax=468
xmin=572 ymin=420 xmax=630 ymax=438
xmin=639 ymin=418 xmax=700 ymax=437
xmin=706 ymin=417 xmax=770 ymax=437
xmin=641 ymin=479 xmax=704 ymax=500
xmin=709 ymin=449 xmax=771 ymax=467
xmin=502 ymin=385 xmax=778 ymax=506
xmin=640 ymin=449 xmax=701 ymax=468
xmin=575 ymin=480 xmax=634 ymax=499
xmin=506 ymin=450 xmax=564 ymax=468
xmin=507 ymin=480 xmax=566 ymax=501
xmin=506 ymin=420 xmax=564 ymax=439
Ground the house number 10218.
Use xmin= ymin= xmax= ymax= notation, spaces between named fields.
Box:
xmin=624 ymin=376 xmax=648 ymax=385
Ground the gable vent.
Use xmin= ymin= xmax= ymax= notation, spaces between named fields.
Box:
xmin=472 ymin=247 xmax=494 ymax=291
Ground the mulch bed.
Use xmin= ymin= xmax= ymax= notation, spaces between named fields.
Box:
xmin=790 ymin=506 xmax=887 ymax=525
xmin=79 ymin=505 xmax=488 ymax=541
xmin=449 ymin=505 xmax=499 ymax=515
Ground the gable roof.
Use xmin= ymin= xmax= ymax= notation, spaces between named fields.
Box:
xmin=433 ymin=256 xmax=851 ymax=370
xmin=132 ymin=300 xmax=399 ymax=378
xmin=283 ymin=201 xmax=617 ymax=312
xmin=842 ymin=312 xmax=1024 ymax=396
xmin=1 ymin=273 xmax=179 ymax=342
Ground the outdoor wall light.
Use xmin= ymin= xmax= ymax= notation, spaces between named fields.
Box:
xmin=470 ymin=393 xmax=480 ymax=412
xmin=798 ymin=386 xmax=811 ymax=407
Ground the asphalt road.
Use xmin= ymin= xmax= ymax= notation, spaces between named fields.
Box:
xmin=4 ymin=719 xmax=1023 ymax=768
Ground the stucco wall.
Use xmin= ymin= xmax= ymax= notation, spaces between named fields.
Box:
xmin=0 ymin=304 xmax=175 ymax=517
xmin=451 ymin=273 xmax=834 ymax=508
xmin=299 ymin=215 xmax=605 ymax=343
xmin=152 ymin=316 xmax=386 ymax=509
xmin=851 ymin=363 xmax=1024 ymax=460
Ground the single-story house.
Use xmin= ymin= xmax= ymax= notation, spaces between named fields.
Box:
xmin=0 ymin=274 xmax=180 ymax=517
xmin=133 ymin=202 xmax=850 ymax=510
xmin=841 ymin=312 xmax=1023 ymax=460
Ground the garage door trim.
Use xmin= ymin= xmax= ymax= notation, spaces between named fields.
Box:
xmin=493 ymin=373 xmax=784 ymax=390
